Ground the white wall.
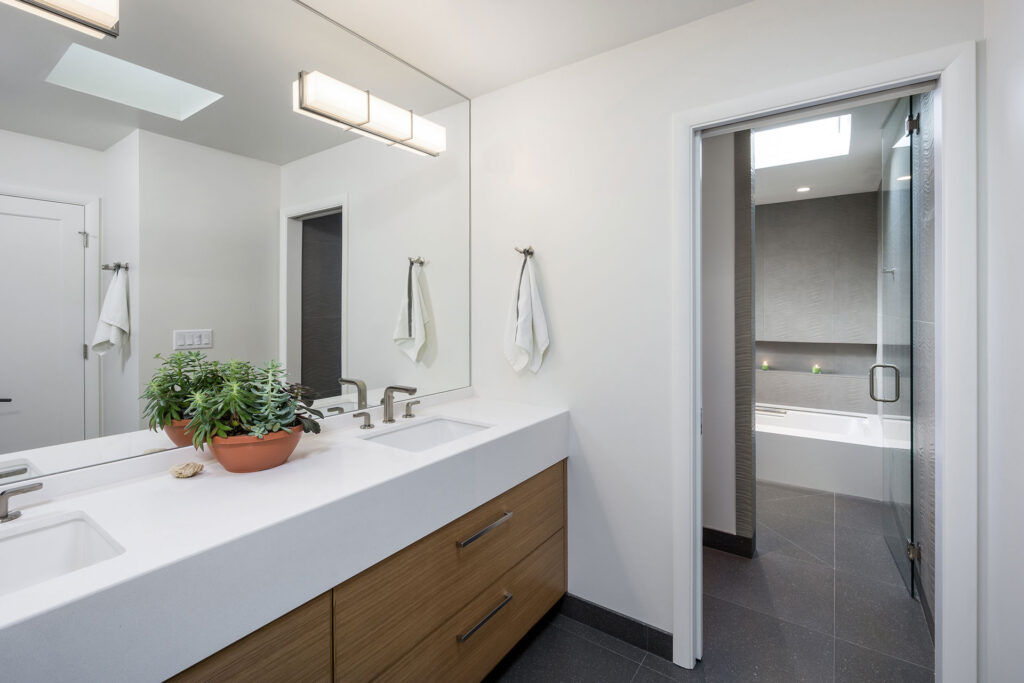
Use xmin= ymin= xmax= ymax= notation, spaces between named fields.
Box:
xmin=138 ymin=131 xmax=281 ymax=388
xmin=0 ymin=128 xmax=102 ymax=198
xmin=280 ymin=102 xmax=470 ymax=399
xmin=471 ymin=0 xmax=983 ymax=632
xmin=700 ymin=134 xmax=736 ymax=535
xmin=979 ymin=0 xmax=1024 ymax=679
xmin=100 ymin=132 xmax=141 ymax=435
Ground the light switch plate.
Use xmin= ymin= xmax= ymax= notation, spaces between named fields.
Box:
xmin=172 ymin=329 xmax=213 ymax=350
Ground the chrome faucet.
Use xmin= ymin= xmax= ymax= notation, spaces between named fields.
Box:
xmin=381 ymin=385 xmax=417 ymax=424
xmin=1 ymin=481 xmax=42 ymax=523
xmin=338 ymin=378 xmax=368 ymax=410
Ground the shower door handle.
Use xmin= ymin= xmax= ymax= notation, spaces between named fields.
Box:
xmin=868 ymin=364 xmax=900 ymax=403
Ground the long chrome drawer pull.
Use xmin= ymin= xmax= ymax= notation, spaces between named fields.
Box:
xmin=457 ymin=593 xmax=513 ymax=643
xmin=456 ymin=511 xmax=513 ymax=549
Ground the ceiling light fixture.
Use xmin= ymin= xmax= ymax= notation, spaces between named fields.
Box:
xmin=754 ymin=114 xmax=852 ymax=169
xmin=797 ymin=186 xmax=811 ymax=192
xmin=0 ymin=0 xmax=118 ymax=38
xmin=293 ymin=70 xmax=446 ymax=157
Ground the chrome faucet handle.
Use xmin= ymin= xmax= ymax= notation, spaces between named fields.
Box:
xmin=338 ymin=378 xmax=368 ymax=410
xmin=327 ymin=406 xmax=346 ymax=415
xmin=403 ymin=400 xmax=421 ymax=419
xmin=0 ymin=481 xmax=42 ymax=523
xmin=381 ymin=385 xmax=417 ymax=423
xmin=352 ymin=412 xmax=374 ymax=430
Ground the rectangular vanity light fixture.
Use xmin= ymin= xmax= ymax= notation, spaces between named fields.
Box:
xmin=47 ymin=44 xmax=222 ymax=120
xmin=294 ymin=70 xmax=446 ymax=157
xmin=754 ymin=114 xmax=851 ymax=169
xmin=0 ymin=0 xmax=119 ymax=38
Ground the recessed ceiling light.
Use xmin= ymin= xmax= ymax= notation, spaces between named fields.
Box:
xmin=797 ymin=187 xmax=811 ymax=192
xmin=897 ymin=175 xmax=911 ymax=181
xmin=46 ymin=43 xmax=222 ymax=120
xmin=754 ymin=114 xmax=852 ymax=169
xmin=0 ymin=0 xmax=118 ymax=38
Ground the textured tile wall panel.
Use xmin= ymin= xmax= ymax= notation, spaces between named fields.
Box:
xmin=734 ymin=131 xmax=755 ymax=540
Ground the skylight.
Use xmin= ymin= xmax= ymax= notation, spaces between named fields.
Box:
xmin=46 ymin=43 xmax=221 ymax=121
xmin=753 ymin=114 xmax=852 ymax=169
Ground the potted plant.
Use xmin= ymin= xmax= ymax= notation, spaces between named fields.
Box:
xmin=141 ymin=351 xmax=217 ymax=447
xmin=184 ymin=359 xmax=323 ymax=473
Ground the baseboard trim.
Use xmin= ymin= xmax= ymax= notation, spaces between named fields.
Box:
xmin=703 ymin=527 xmax=755 ymax=558
xmin=556 ymin=594 xmax=672 ymax=660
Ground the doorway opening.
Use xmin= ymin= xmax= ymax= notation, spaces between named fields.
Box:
xmin=698 ymin=86 xmax=936 ymax=676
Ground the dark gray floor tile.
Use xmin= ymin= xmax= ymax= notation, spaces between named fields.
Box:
xmin=756 ymin=520 xmax=829 ymax=566
xmin=703 ymin=548 xmax=834 ymax=635
xmin=836 ymin=493 xmax=887 ymax=534
xmin=485 ymin=620 xmax=640 ymax=682
xmin=835 ymin=639 xmax=934 ymax=682
xmin=701 ymin=594 xmax=835 ymax=683
xmin=552 ymin=614 xmax=646 ymax=663
xmin=758 ymin=510 xmax=835 ymax=566
xmin=756 ymin=480 xmax=825 ymax=502
xmin=640 ymin=654 xmax=705 ymax=681
xmin=759 ymin=491 xmax=835 ymax=522
xmin=835 ymin=525 xmax=905 ymax=587
xmin=836 ymin=570 xmax=934 ymax=669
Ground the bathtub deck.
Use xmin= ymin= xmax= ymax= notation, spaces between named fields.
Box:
xmin=699 ymin=481 xmax=934 ymax=681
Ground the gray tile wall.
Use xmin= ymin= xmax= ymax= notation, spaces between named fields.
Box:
xmin=734 ymin=131 xmax=756 ymax=540
xmin=300 ymin=212 xmax=344 ymax=399
xmin=911 ymin=91 xmax=936 ymax=626
xmin=755 ymin=370 xmax=878 ymax=414
xmin=755 ymin=193 xmax=878 ymax=344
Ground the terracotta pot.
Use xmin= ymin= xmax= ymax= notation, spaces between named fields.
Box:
xmin=164 ymin=419 xmax=196 ymax=448
xmin=208 ymin=428 xmax=302 ymax=473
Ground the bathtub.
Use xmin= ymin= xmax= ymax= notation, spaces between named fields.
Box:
xmin=755 ymin=404 xmax=911 ymax=500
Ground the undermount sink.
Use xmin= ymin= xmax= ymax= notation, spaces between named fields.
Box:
xmin=363 ymin=416 xmax=491 ymax=452
xmin=0 ymin=511 xmax=124 ymax=597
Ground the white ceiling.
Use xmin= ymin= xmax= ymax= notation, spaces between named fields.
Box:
xmin=304 ymin=0 xmax=753 ymax=98
xmin=0 ymin=0 xmax=464 ymax=164
xmin=754 ymin=100 xmax=899 ymax=205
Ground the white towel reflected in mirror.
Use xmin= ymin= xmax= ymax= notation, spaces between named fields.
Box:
xmin=91 ymin=268 xmax=130 ymax=355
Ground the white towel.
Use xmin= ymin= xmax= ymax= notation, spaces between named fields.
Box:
xmin=393 ymin=262 xmax=430 ymax=362
xmin=504 ymin=257 xmax=549 ymax=373
xmin=91 ymin=268 xmax=130 ymax=355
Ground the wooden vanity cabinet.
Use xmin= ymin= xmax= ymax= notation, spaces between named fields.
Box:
xmin=167 ymin=460 xmax=567 ymax=683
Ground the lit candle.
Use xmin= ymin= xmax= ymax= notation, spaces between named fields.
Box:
xmin=761 ymin=360 xmax=770 ymax=371
xmin=812 ymin=364 xmax=822 ymax=374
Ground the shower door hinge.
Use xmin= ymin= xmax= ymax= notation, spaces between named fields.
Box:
xmin=83 ymin=343 xmax=88 ymax=360
xmin=906 ymin=114 xmax=921 ymax=136
xmin=906 ymin=540 xmax=921 ymax=562
xmin=77 ymin=230 xmax=89 ymax=248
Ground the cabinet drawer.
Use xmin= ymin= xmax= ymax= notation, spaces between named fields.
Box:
xmin=168 ymin=592 xmax=332 ymax=683
xmin=380 ymin=528 xmax=567 ymax=683
xmin=334 ymin=460 xmax=565 ymax=682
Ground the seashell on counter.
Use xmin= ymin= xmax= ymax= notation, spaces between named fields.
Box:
xmin=170 ymin=462 xmax=204 ymax=478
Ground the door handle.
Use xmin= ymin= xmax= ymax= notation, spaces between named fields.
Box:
xmin=868 ymin=364 xmax=901 ymax=403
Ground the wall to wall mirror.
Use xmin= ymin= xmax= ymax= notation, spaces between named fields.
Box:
xmin=0 ymin=0 xmax=470 ymax=482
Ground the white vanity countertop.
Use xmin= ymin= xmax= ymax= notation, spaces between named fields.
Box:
xmin=0 ymin=396 xmax=569 ymax=682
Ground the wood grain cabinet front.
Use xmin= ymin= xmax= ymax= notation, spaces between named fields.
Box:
xmin=166 ymin=461 xmax=567 ymax=683
xmin=333 ymin=461 xmax=566 ymax=682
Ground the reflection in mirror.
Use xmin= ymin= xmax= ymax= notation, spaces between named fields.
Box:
xmin=0 ymin=0 xmax=470 ymax=482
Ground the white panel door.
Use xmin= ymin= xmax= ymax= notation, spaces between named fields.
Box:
xmin=0 ymin=194 xmax=86 ymax=455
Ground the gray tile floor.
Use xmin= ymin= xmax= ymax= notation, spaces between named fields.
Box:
xmin=487 ymin=481 xmax=934 ymax=682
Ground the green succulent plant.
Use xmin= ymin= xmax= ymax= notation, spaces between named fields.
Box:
xmin=140 ymin=351 xmax=209 ymax=431
xmin=181 ymin=358 xmax=323 ymax=450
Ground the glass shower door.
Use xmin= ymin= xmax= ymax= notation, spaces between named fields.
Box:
xmin=874 ymin=96 xmax=915 ymax=594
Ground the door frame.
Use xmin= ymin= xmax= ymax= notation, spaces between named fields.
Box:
xmin=0 ymin=184 xmax=101 ymax=441
xmin=670 ymin=42 xmax=978 ymax=681
xmin=278 ymin=194 xmax=350 ymax=407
